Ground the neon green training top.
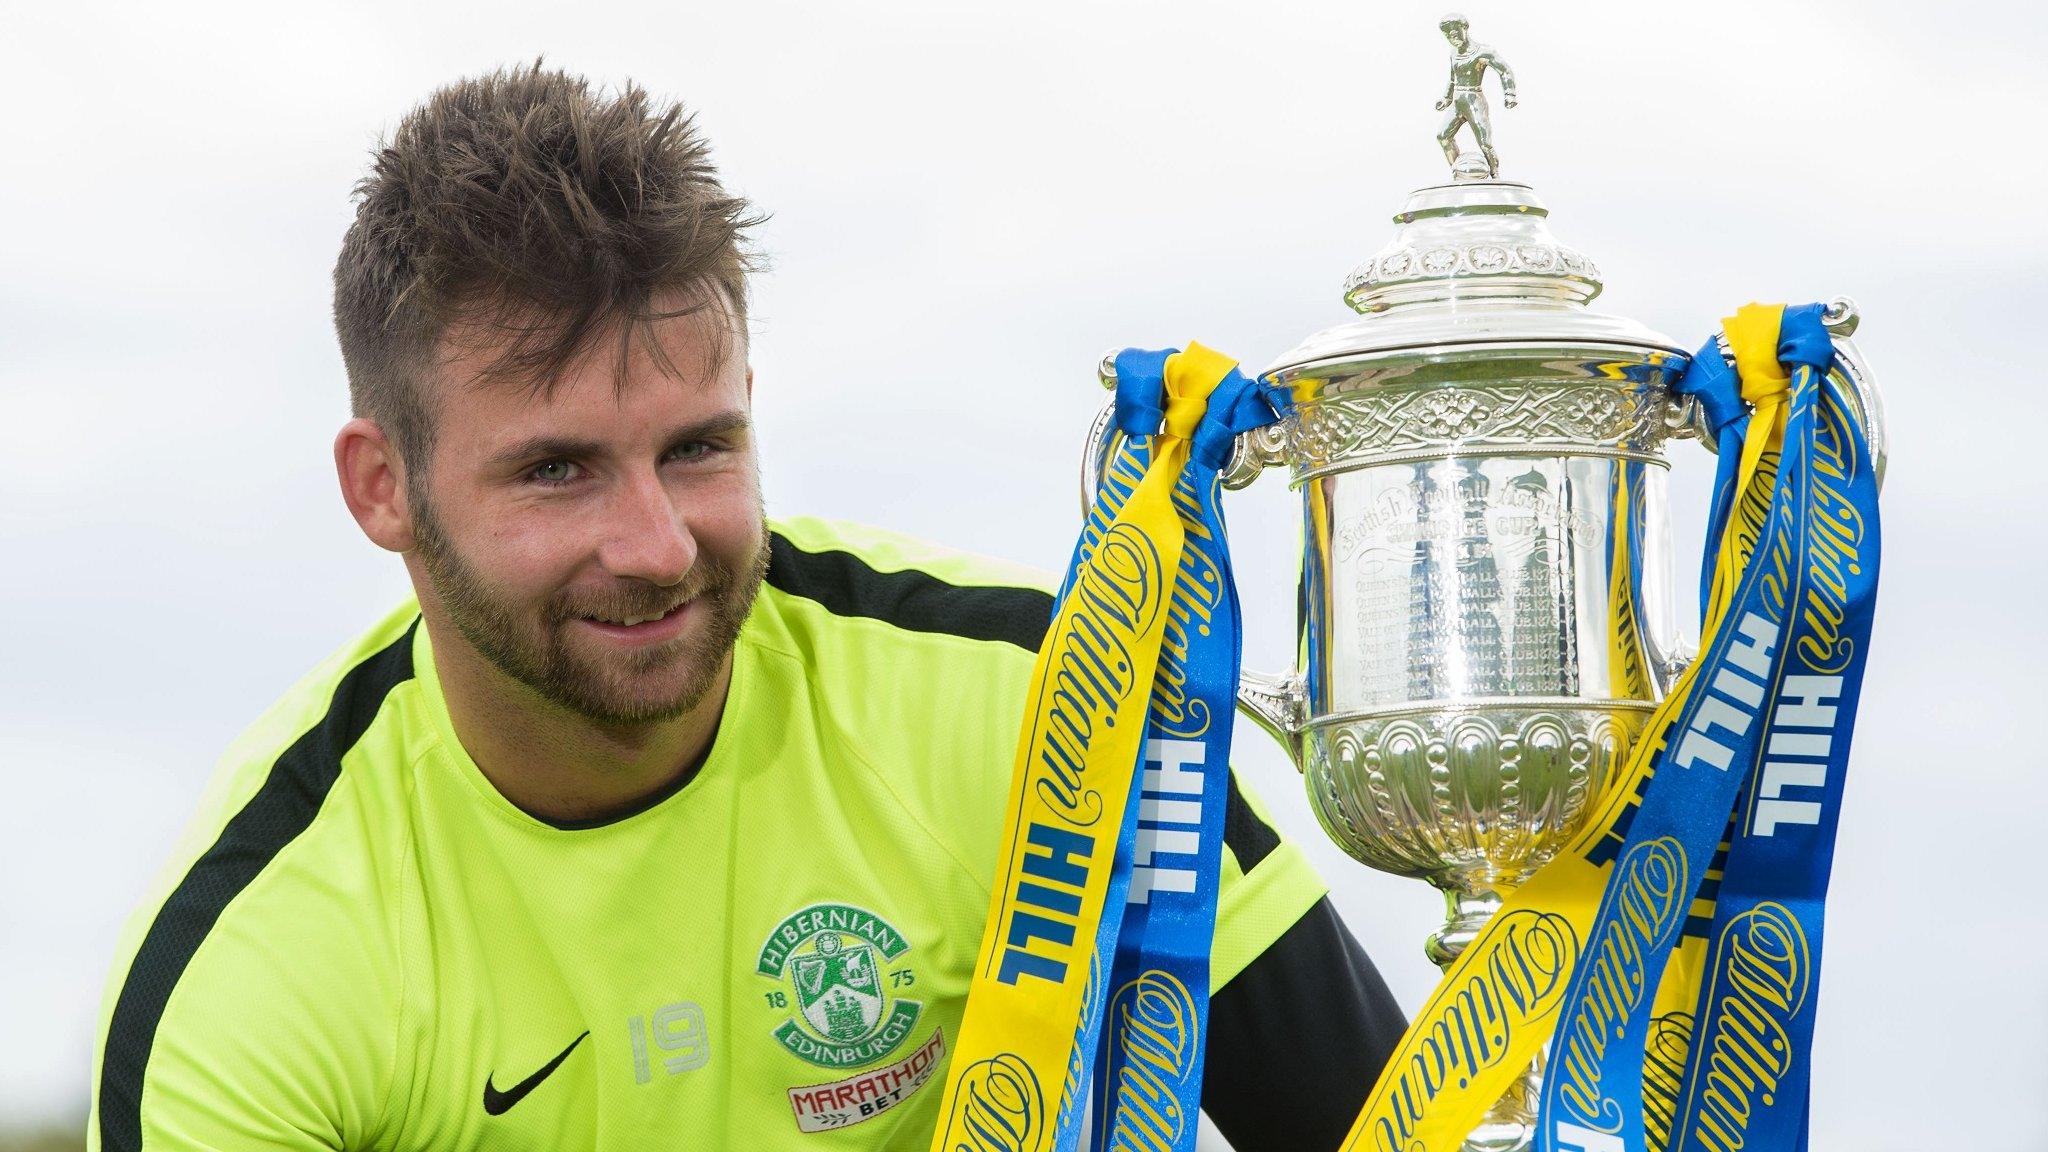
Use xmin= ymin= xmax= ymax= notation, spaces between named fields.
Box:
xmin=90 ymin=517 xmax=1328 ymax=1151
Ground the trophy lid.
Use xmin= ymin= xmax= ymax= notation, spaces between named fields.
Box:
xmin=1265 ymin=21 xmax=1683 ymax=376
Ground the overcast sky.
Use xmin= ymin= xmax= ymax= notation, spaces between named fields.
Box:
xmin=4 ymin=1 xmax=2045 ymax=1148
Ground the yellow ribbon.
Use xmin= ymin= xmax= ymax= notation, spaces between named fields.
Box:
xmin=929 ymin=344 xmax=1233 ymax=1152
xmin=1708 ymin=304 xmax=1792 ymax=638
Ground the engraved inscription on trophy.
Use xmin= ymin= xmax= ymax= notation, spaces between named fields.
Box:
xmin=1342 ymin=460 xmax=1593 ymax=707
xmin=1503 ymin=468 xmax=1581 ymax=696
xmin=1449 ymin=465 xmax=1506 ymax=696
xmin=1434 ymin=13 xmax=1517 ymax=180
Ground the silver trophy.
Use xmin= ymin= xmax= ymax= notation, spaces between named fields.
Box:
xmin=1086 ymin=17 xmax=1886 ymax=1150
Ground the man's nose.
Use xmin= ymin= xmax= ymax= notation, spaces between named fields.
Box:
xmin=596 ymin=469 xmax=696 ymax=586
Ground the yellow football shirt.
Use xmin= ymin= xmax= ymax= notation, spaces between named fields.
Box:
xmin=90 ymin=517 xmax=1328 ymax=1150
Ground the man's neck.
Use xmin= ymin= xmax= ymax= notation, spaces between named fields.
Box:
xmin=427 ymin=620 xmax=734 ymax=827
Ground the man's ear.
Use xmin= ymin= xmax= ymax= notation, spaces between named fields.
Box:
xmin=745 ymin=364 xmax=754 ymax=402
xmin=335 ymin=418 xmax=416 ymax=553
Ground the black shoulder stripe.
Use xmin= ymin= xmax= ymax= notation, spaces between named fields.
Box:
xmin=1201 ymin=897 xmax=1407 ymax=1151
xmin=766 ymin=532 xmax=1052 ymax=652
xmin=1223 ymin=771 xmax=1281 ymax=872
xmin=97 ymin=620 xmax=420 ymax=1152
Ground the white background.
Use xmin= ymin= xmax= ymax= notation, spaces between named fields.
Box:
xmin=3 ymin=1 xmax=2044 ymax=1148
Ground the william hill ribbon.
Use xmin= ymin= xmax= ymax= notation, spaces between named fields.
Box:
xmin=1650 ymin=306 xmax=1878 ymax=1152
xmin=931 ymin=343 xmax=1287 ymax=1152
xmin=1087 ymin=355 xmax=1289 ymax=1152
xmin=1326 ymin=304 xmax=1880 ymax=1152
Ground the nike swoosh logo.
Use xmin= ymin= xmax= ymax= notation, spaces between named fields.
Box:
xmin=483 ymin=1031 xmax=590 ymax=1116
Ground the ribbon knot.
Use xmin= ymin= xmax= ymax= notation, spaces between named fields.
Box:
xmin=1111 ymin=343 xmax=1241 ymax=444
xmin=1191 ymin=370 xmax=1288 ymax=471
xmin=1743 ymin=377 xmax=1790 ymax=408
xmin=1723 ymin=302 xmax=1793 ymax=409
xmin=1162 ymin=395 xmax=1207 ymax=441
xmin=1776 ymin=302 xmax=1834 ymax=370
xmin=1111 ymin=347 xmax=1173 ymax=439
xmin=1672 ymin=340 xmax=1746 ymax=434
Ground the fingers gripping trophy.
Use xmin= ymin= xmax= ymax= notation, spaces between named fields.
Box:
xmin=1083 ymin=13 xmax=1887 ymax=1152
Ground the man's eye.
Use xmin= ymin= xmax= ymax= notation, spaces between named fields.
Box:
xmin=530 ymin=460 xmax=579 ymax=485
xmin=667 ymin=442 xmax=712 ymax=462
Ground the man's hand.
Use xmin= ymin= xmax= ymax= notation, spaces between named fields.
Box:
xmin=1435 ymin=97 xmax=1451 ymax=111
xmin=1505 ymin=94 xmax=1519 ymax=109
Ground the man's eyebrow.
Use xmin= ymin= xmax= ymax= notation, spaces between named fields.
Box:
xmin=485 ymin=411 xmax=752 ymax=471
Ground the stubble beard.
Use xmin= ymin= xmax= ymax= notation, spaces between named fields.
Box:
xmin=410 ymin=494 xmax=771 ymax=727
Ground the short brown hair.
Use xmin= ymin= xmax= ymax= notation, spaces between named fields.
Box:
xmin=333 ymin=61 xmax=761 ymax=471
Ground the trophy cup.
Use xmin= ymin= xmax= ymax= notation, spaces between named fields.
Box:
xmin=1085 ymin=16 xmax=1886 ymax=1150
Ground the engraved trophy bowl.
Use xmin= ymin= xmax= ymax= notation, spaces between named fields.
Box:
xmin=1257 ymin=175 xmax=1691 ymax=934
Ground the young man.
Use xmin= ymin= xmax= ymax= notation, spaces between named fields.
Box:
xmin=90 ymin=64 xmax=1405 ymax=1151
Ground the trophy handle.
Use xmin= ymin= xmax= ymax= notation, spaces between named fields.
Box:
xmin=1671 ymin=295 xmax=1889 ymax=488
xmin=1656 ymin=297 xmax=1887 ymax=685
xmin=1083 ymin=353 xmax=1307 ymax=766
xmin=1236 ymin=667 xmax=1307 ymax=768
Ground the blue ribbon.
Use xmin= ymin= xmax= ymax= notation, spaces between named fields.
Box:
xmin=1536 ymin=306 xmax=1881 ymax=1152
xmin=1048 ymin=349 xmax=1285 ymax=1152
xmin=1113 ymin=348 xmax=1176 ymax=439
xmin=1671 ymin=340 xmax=1746 ymax=620
xmin=1664 ymin=305 xmax=1877 ymax=1152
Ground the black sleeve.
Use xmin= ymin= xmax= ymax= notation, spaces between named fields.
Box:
xmin=1199 ymin=896 xmax=1409 ymax=1152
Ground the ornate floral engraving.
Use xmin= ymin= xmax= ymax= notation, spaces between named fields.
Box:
xmin=1343 ymin=242 xmax=1601 ymax=300
xmin=1412 ymin=391 xmax=1493 ymax=438
xmin=1306 ymin=706 xmax=1639 ymax=886
xmin=1284 ymin=381 xmax=1670 ymax=473
xmin=1469 ymin=245 xmax=1509 ymax=273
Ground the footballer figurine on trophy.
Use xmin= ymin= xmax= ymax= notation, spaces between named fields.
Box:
xmin=1436 ymin=13 xmax=1517 ymax=179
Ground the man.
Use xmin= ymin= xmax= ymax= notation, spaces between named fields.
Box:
xmin=89 ymin=64 xmax=1405 ymax=1151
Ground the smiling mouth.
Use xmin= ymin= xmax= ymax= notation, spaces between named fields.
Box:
xmin=581 ymin=599 xmax=691 ymax=628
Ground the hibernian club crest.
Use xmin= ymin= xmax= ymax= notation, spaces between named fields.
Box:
xmin=757 ymin=903 xmax=921 ymax=1068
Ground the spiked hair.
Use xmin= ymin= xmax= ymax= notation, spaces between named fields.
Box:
xmin=333 ymin=61 xmax=762 ymax=471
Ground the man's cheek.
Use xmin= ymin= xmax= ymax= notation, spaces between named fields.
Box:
xmin=494 ymin=528 xmax=587 ymax=585
xmin=693 ymin=517 xmax=760 ymax=568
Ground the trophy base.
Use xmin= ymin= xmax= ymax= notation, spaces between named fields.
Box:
xmin=1433 ymin=886 xmax=1544 ymax=1152
xmin=1463 ymin=1130 xmax=1535 ymax=1152
xmin=1460 ymin=1084 xmax=1539 ymax=1152
xmin=1451 ymin=151 xmax=1495 ymax=181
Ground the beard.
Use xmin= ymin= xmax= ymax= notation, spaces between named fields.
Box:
xmin=410 ymin=495 xmax=770 ymax=726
